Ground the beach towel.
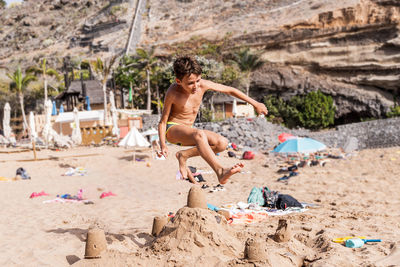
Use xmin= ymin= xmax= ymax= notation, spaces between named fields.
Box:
xmin=221 ymin=202 xmax=307 ymax=225
xmin=62 ymin=167 xmax=88 ymax=176
xmin=43 ymin=198 xmax=92 ymax=204
xmin=0 ymin=176 xmax=13 ymax=181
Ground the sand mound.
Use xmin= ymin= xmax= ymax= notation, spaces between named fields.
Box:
xmin=150 ymin=207 xmax=243 ymax=265
xmin=375 ymin=243 xmax=400 ymax=267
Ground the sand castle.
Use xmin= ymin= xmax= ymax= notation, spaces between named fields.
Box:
xmin=84 ymin=226 xmax=107 ymax=259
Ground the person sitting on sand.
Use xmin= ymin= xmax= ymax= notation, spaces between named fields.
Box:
xmin=157 ymin=55 xmax=268 ymax=184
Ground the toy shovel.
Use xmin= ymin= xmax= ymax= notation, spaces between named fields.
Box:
xmin=345 ymin=238 xmax=382 ymax=248
xmin=332 ymin=236 xmax=366 ymax=243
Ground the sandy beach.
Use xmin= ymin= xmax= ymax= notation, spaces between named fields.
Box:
xmin=1 ymin=144 xmax=400 ymax=266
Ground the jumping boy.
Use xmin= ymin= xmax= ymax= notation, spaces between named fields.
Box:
xmin=158 ymin=56 xmax=268 ymax=184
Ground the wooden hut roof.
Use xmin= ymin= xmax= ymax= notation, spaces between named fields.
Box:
xmin=56 ymin=80 xmax=104 ymax=104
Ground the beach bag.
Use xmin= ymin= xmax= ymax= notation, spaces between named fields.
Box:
xmin=263 ymin=190 xmax=279 ymax=208
xmin=231 ymin=142 xmax=238 ymax=150
xmin=275 ymin=194 xmax=302 ymax=210
xmin=247 ymin=187 xmax=265 ymax=206
xmin=242 ymin=151 xmax=255 ymax=160
xmin=16 ymin=167 xmax=30 ymax=179
xmin=228 ymin=151 xmax=236 ymax=158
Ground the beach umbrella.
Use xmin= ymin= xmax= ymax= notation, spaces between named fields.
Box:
xmin=273 ymin=137 xmax=326 ymax=154
xmin=109 ymin=91 xmax=119 ymax=138
xmin=71 ymin=107 xmax=82 ymax=145
xmin=3 ymin=102 xmax=12 ymax=140
xmin=29 ymin=111 xmax=37 ymax=139
xmin=51 ymin=101 xmax=57 ymax=116
xmin=86 ymin=96 xmax=91 ymax=111
xmin=278 ymin=132 xmax=296 ymax=143
xmin=118 ymin=126 xmax=150 ymax=163
xmin=29 ymin=111 xmax=38 ymax=160
xmin=141 ymin=128 xmax=159 ymax=158
xmin=59 ymin=104 xmax=64 ymax=113
xmin=141 ymin=128 xmax=158 ymax=136
xmin=232 ymin=98 xmax=238 ymax=118
xmin=42 ymin=99 xmax=53 ymax=147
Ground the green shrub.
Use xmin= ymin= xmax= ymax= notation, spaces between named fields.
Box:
xmin=387 ymin=105 xmax=400 ymax=118
xmin=296 ymin=90 xmax=335 ymax=129
xmin=264 ymin=90 xmax=335 ymax=130
xmin=217 ymin=65 xmax=240 ymax=86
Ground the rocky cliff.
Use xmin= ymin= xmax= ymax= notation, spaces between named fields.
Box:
xmin=1 ymin=0 xmax=399 ymax=123
xmin=141 ymin=0 xmax=400 ymax=122
xmin=0 ymin=0 xmax=136 ymax=67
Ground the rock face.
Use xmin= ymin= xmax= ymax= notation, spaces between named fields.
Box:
xmin=248 ymin=0 xmax=400 ymax=122
xmin=0 ymin=0 xmax=399 ymax=121
xmin=140 ymin=0 xmax=400 ymax=121
xmin=0 ymin=0 xmax=134 ymax=67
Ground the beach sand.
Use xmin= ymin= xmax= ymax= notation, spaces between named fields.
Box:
xmin=0 ymin=145 xmax=399 ymax=266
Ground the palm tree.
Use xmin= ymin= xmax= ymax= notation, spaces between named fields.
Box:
xmin=136 ymin=48 xmax=158 ymax=111
xmin=231 ymin=48 xmax=265 ymax=96
xmin=6 ymin=67 xmax=36 ymax=133
xmin=27 ymin=58 xmax=59 ymax=107
xmin=91 ymin=55 xmax=118 ymax=124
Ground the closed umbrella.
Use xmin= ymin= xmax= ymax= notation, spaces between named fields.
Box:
xmin=29 ymin=111 xmax=37 ymax=139
xmin=273 ymin=137 xmax=326 ymax=154
xmin=86 ymin=96 xmax=91 ymax=111
xmin=118 ymin=126 xmax=150 ymax=163
xmin=3 ymin=102 xmax=12 ymax=140
xmin=232 ymin=98 xmax=238 ymax=118
xmin=110 ymin=91 xmax=119 ymax=137
xmin=59 ymin=104 xmax=64 ymax=113
xmin=141 ymin=128 xmax=159 ymax=158
xmin=71 ymin=107 xmax=82 ymax=145
xmin=42 ymin=99 xmax=53 ymax=147
xmin=29 ymin=111 xmax=38 ymax=160
xmin=52 ymin=101 xmax=57 ymax=116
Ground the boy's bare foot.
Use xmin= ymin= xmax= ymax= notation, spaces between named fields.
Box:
xmin=176 ymin=151 xmax=197 ymax=184
xmin=217 ymin=163 xmax=244 ymax=184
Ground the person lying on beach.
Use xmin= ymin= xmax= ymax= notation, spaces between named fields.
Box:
xmin=158 ymin=55 xmax=268 ymax=184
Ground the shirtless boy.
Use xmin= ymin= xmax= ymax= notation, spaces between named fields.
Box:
xmin=158 ymin=56 xmax=268 ymax=184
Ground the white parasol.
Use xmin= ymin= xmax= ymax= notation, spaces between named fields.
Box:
xmin=29 ymin=111 xmax=37 ymax=139
xmin=141 ymin=128 xmax=158 ymax=136
xmin=3 ymin=102 xmax=12 ymax=140
xmin=71 ymin=107 xmax=82 ymax=145
xmin=232 ymin=98 xmax=238 ymax=118
xmin=118 ymin=126 xmax=150 ymax=163
xmin=141 ymin=128 xmax=159 ymax=158
xmin=42 ymin=99 xmax=53 ymax=147
xmin=110 ymin=91 xmax=119 ymax=138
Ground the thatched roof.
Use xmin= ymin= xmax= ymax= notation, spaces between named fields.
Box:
xmin=56 ymin=80 xmax=104 ymax=104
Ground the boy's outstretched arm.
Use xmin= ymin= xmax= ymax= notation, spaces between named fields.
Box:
xmin=158 ymin=90 xmax=174 ymax=157
xmin=202 ymin=80 xmax=268 ymax=115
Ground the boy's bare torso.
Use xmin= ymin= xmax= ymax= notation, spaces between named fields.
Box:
xmin=166 ymin=81 xmax=207 ymax=126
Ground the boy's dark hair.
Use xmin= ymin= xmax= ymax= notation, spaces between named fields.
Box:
xmin=173 ymin=56 xmax=202 ymax=80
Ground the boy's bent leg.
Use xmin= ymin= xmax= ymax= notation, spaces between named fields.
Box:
xmin=167 ymin=126 xmax=242 ymax=184
xmin=176 ymin=129 xmax=228 ymax=163
xmin=176 ymin=132 xmax=226 ymax=183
